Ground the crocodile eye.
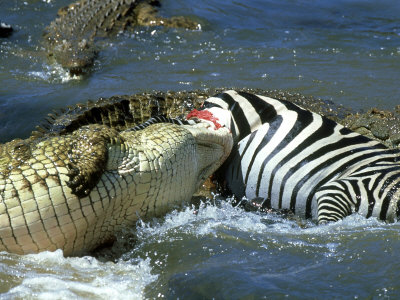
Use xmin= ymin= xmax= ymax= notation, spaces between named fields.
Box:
xmin=78 ymin=39 xmax=88 ymax=49
xmin=12 ymin=143 xmax=29 ymax=154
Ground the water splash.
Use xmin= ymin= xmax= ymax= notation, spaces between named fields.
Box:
xmin=27 ymin=63 xmax=82 ymax=83
xmin=1 ymin=250 xmax=157 ymax=299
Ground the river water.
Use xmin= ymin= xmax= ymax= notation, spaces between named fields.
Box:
xmin=0 ymin=0 xmax=400 ymax=298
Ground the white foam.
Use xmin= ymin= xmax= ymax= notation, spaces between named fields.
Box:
xmin=302 ymin=213 xmax=387 ymax=236
xmin=134 ymin=198 xmax=394 ymax=259
xmin=27 ymin=64 xmax=82 ymax=83
xmin=4 ymin=250 xmax=157 ymax=300
xmin=136 ymin=200 xmax=304 ymax=241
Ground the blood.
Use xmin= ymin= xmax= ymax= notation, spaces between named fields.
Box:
xmin=186 ymin=109 xmax=222 ymax=129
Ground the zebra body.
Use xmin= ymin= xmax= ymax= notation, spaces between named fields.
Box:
xmin=194 ymin=90 xmax=400 ymax=223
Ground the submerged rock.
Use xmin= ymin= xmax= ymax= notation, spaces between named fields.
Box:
xmin=0 ymin=22 xmax=13 ymax=38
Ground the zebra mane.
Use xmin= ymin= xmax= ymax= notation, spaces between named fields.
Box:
xmin=202 ymin=90 xmax=289 ymax=142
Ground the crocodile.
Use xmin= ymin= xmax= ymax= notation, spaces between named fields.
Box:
xmin=44 ymin=0 xmax=200 ymax=75
xmin=0 ymin=120 xmax=232 ymax=256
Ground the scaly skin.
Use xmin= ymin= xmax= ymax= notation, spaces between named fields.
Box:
xmin=33 ymin=91 xmax=204 ymax=138
xmin=0 ymin=122 xmax=232 ymax=256
xmin=44 ymin=0 xmax=200 ymax=75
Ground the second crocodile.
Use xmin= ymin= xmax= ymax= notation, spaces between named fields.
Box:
xmin=43 ymin=0 xmax=200 ymax=75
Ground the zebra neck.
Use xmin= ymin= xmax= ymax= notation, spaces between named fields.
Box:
xmin=204 ymin=90 xmax=292 ymax=143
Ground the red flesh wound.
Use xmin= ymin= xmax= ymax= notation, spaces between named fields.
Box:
xmin=186 ymin=109 xmax=222 ymax=129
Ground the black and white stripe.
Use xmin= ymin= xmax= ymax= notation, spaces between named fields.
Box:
xmin=200 ymin=90 xmax=400 ymax=223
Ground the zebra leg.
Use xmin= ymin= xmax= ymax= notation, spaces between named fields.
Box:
xmin=315 ymin=180 xmax=355 ymax=224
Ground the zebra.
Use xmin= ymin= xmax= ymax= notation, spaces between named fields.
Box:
xmin=186 ymin=90 xmax=400 ymax=224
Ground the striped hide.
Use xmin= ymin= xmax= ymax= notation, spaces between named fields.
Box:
xmin=190 ymin=90 xmax=400 ymax=224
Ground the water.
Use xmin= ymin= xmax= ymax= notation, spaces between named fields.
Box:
xmin=2 ymin=201 xmax=400 ymax=298
xmin=0 ymin=0 xmax=400 ymax=298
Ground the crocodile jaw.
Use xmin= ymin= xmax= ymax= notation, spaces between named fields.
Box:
xmin=183 ymin=123 xmax=233 ymax=189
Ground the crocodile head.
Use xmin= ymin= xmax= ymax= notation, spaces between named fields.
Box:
xmin=49 ymin=38 xmax=97 ymax=76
